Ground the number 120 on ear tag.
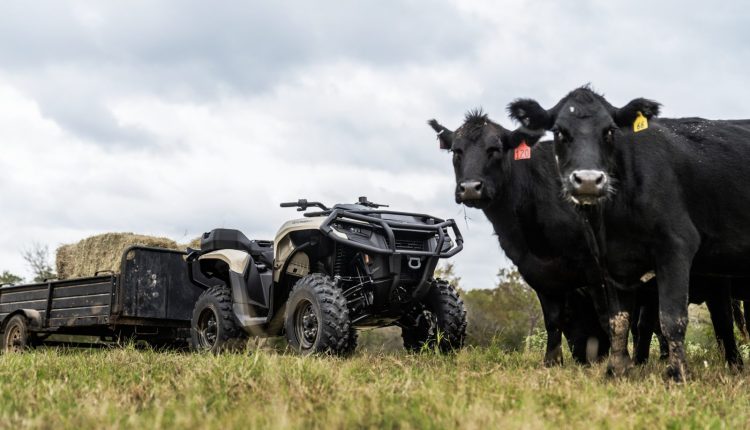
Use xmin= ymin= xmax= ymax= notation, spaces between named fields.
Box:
xmin=514 ymin=140 xmax=531 ymax=160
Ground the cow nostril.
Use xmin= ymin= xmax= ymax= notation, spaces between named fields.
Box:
xmin=595 ymin=174 xmax=605 ymax=185
xmin=571 ymin=173 xmax=583 ymax=185
xmin=473 ymin=182 xmax=483 ymax=192
xmin=458 ymin=184 xmax=466 ymax=193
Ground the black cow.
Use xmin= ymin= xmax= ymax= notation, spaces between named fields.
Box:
xmin=508 ymin=86 xmax=750 ymax=381
xmin=429 ymin=111 xmax=610 ymax=365
xmin=634 ymin=277 xmax=741 ymax=366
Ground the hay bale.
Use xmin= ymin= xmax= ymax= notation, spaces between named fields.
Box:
xmin=55 ymin=233 xmax=180 ymax=280
xmin=179 ymin=236 xmax=203 ymax=250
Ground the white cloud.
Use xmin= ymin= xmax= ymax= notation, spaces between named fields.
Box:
xmin=0 ymin=0 xmax=748 ymax=289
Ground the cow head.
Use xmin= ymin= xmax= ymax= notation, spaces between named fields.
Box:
xmin=507 ymin=86 xmax=660 ymax=206
xmin=429 ymin=109 xmax=532 ymax=209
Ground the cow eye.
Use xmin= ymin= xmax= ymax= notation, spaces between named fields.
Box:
xmin=604 ymin=128 xmax=615 ymax=142
xmin=487 ymin=147 xmax=501 ymax=157
xmin=452 ymin=150 xmax=463 ymax=163
xmin=553 ymin=128 xmax=566 ymax=142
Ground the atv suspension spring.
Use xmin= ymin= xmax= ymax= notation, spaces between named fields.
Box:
xmin=333 ymin=245 xmax=353 ymax=276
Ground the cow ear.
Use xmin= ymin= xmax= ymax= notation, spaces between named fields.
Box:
xmin=506 ymin=98 xmax=552 ymax=148
xmin=614 ymin=98 xmax=661 ymax=128
xmin=428 ymin=119 xmax=454 ymax=150
xmin=507 ymin=98 xmax=554 ymax=132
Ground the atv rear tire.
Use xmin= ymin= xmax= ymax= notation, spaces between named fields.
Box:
xmin=284 ymin=273 xmax=355 ymax=355
xmin=400 ymin=279 xmax=467 ymax=353
xmin=191 ymin=286 xmax=245 ymax=353
xmin=2 ymin=315 xmax=33 ymax=353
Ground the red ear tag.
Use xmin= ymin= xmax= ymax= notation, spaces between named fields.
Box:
xmin=514 ymin=140 xmax=531 ymax=160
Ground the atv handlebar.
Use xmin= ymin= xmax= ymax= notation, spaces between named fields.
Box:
xmin=280 ymin=199 xmax=329 ymax=211
xmin=281 ymin=197 xmax=386 ymax=211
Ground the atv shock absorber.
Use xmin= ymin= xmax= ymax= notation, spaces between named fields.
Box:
xmin=333 ymin=245 xmax=354 ymax=276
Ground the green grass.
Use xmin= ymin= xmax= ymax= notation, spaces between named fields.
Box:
xmin=1 ymin=343 xmax=749 ymax=429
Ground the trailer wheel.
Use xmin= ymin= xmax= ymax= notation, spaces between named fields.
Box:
xmin=284 ymin=273 xmax=354 ymax=355
xmin=400 ymin=279 xmax=467 ymax=353
xmin=2 ymin=315 xmax=33 ymax=353
xmin=191 ymin=286 xmax=244 ymax=353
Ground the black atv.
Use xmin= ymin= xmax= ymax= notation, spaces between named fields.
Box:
xmin=187 ymin=197 xmax=467 ymax=355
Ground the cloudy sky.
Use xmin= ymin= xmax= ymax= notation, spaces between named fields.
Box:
xmin=0 ymin=0 xmax=748 ymax=288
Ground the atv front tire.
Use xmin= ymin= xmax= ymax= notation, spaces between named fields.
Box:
xmin=284 ymin=273 xmax=355 ymax=355
xmin=400 ymin=279 xmax=467 ymax=353
xmin=191 ymin=286 xmax=245 ymax=353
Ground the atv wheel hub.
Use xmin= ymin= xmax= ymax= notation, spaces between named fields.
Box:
xmin=197 ymin=309 xmax=219 ymax=348
xmin=295 ymin=301 xmax=319 ymax=348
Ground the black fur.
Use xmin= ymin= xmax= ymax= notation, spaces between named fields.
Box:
xmin=428 ymin=119 xmax=454 ymax=150
xmin=430 ymin=112 xmax=610 ymax=365
xmin=508 ymin=86 xmax=749 ymax=380
xmin=613 ymin=97 xmax=661 ymax=127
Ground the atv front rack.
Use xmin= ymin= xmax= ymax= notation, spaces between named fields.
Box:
xmin=317 ymin=209 xmax=463 ymax=257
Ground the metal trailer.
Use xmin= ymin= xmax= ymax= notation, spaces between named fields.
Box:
xmin=0 ymin=246 xmax=205 ymax=351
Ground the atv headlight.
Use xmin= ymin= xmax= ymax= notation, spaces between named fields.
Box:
xmin=441 ymin=235 xmax=453 ymax=251
xmin=330 ymin=226 xmax=348 ymax=240
xmin=332 ymin=222 xmax=372 ymax=240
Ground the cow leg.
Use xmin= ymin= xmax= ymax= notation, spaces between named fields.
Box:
xmin=656 ymin=255 xmax=693 ymax=383
xmin=584 ymin=286 xmax=612 ymax=362
xmin=635 ymin=300 xmax=659 ymax=364
xmin=745 ymin=301 xmax=750 ymax=338
xmin=731 ymin=300 xmax=749 ymax=341
xmin=706 ymin=280 xmax=743 ymax=371
xmin=630 ymin=303 xmax=643 ymax=359
xmin=537 ymin=292 xmax=564 ymax=366
xmin=655 ymin=326 xmax=669 ymax=360
xmin=632 ymin=284 xmax=657 ymax=364
xmin=605 ymin=287 xmax=635 ymax=377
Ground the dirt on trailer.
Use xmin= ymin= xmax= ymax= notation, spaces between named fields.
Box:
xmin=55 ymin=232 xmax=183 ymax=279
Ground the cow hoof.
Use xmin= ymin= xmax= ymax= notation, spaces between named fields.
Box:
xmin=606 ymin=354 xmax=633 ymax=378
xmin=728 ymin=360 xmax=744 ymax=374
xmin=543 ymin=349 xmax=563 ymax=367
xmin=664 ymin=364 xmax=689 ymax=383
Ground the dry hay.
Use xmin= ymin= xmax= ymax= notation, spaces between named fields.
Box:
xmin=180 ymin=236 xmax=203 ymax=250
xmin=56 ymin=233 xmax=181 ymax=279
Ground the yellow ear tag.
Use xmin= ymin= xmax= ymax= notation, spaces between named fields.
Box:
xmin=633 ymin=111 xmax=648 ymax=133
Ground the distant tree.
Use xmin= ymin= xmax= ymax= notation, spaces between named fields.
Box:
xmin=462 ymin=267 xmax=542 ymax=350
xmin=22 ymin=243 xmax=56 ymax=283
xmin=0 ymin=270 xmax=23 ymax=285
xmin=434 ymin=262 xmax=462 ymax=289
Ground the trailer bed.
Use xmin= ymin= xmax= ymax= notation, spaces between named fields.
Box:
xmin=0 ymin=247 xmax=206 ymax=345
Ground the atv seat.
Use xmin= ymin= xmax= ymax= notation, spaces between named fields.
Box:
xmin=200 ymin=228 xmax=274 ymax=268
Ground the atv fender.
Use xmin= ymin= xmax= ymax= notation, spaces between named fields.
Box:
xmin=199 ymin=249 xmax=251 ymax=274
xmin=198 ymin=250 xmax=270 ymax=330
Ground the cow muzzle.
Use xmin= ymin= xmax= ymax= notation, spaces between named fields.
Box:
xmin=568 ymin=170 xmax=609 ymax=204
xmin=456 ymin=180 xmax=486 ymax=205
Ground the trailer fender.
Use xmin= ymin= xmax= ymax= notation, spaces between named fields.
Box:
xmin=1 ymin=309 xmax=42 ymax=332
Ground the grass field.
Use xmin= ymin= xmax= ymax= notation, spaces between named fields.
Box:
xmin=1 ymin=341 xmax=749 ymax=430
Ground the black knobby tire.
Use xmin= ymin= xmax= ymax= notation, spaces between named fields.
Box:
xmin=400 ymin=279 xmax=467 ymax=353
xmin=284 ymin=273 xmax=355 ymax=355
xmin=191 ymin=286 xmax=245 ymax=353
xmin=2 ymin=315 xmax=32 ymax=353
